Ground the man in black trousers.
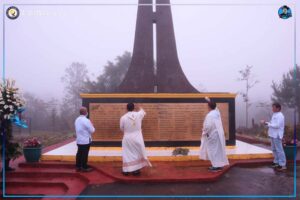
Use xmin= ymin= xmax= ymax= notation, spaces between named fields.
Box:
xmin=75 ymin=107 xmax=95 ymax=172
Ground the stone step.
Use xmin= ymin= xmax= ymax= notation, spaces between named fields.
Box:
xmin=2 ymin=181 xmax=68 ymax=195
xmin=19 ymin=162 xmax=75 ymax=169
xmin=3 ymin=171 xmax=89 ymax=196
xmin=17 ymin=162 xmax=116 ymax=184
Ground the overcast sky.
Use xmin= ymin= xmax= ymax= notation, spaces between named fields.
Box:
xmin=0 ymin=0 xmax=299 ymax=125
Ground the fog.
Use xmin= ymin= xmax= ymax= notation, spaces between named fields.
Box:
xmin=0 ymin=0 xmax=299 ymax=128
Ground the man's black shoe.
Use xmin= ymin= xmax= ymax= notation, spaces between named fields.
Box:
xmin=208 ymin=167 xmax=223 ymax=172
xmin=132 ymin=170 xmax=141 ymax=176
xmin=275 ymin=165 xmax=287 ymax=171
xmin=81 ymin=167 xmax=93 ymax=172
xmin=122 ymin=171 xmax=130 ymax=176
xmin=271 ymin=163 xmax=279 ymax=168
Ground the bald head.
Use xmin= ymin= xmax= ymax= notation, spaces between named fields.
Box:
xmin=79 ymin=107 xmax=88 ymax=116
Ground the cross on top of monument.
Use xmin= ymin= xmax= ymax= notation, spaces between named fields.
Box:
xmin=117 ymin=0 xmax=198 ymax=93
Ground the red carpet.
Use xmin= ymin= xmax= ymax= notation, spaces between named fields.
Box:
xmin=95 ymin=160 xmax=231 ymax=183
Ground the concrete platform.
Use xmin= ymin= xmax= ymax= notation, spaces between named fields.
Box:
xmin=41 ymin=140 xmax=273 ymax=162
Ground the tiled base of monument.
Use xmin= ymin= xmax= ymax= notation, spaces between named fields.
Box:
xmin=41 ymin=140 xmax=273 ymax=162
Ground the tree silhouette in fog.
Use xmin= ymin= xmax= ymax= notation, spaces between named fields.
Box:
xmin=84 ymin=51 xmax=131 ymax=93
xmin=272 ymin=65 xmax=300 ymax=124
xmin=61 ymin=62 xmax=89 ymax=130
xmin=60 ymin=52 xmax=131 ymax=130
xmin=237 ymin=65 xmax=259 ymax=128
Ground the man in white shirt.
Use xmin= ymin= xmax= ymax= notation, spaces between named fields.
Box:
xmin=199 ymin=100 xmax=229 ymax=172
xmin=120 ymin=103 xmax=151 ymax=176
xmin=75 ymin=107 xmax=95 ymax=172
xmin=261 ymin=102 xmax=286 ymax=171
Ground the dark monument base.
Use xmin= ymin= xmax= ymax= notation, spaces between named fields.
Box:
xmin=81 ymin=93 xmax=236 ymax=147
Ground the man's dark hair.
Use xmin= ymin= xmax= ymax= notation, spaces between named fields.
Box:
xmin=272 ymin=102 xmax=281 ymax=111
xmin=79 ymin=107 xmax=87 ymax=115
xmin=208 ymin=101 xmax=217 ymax=110
xmin=127 ymin=103 xmax=135 ymax=111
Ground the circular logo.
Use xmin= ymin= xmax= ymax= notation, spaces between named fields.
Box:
xmin=6 ymin=6 xmax=20 ymax=20
xmin=278 ymin=5 xmax=292 ymax=19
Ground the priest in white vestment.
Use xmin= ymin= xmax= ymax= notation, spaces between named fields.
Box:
xmin=120 ymin=103 xmax=152 ymax=176
xmin=199 ymin=99 xmax=229 ymax=172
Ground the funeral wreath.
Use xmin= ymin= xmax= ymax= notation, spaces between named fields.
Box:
xmin=0 ymin=80 xmax=25 ymax=170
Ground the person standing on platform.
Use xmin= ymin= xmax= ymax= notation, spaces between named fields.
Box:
xmin=200 ymin=98 xmax=229 ymax=172
xmin=75 ymin=107 xmax=95 ymax=172
xmin=261 ymin=103 xmax=286 ymax=171
xmin=120 ymin=103 xmax=152 ymax=176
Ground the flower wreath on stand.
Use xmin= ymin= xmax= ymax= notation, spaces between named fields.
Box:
xmin=0 ymin=79 xmax=27 ymax=172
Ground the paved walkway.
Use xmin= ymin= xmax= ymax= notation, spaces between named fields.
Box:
xmin=79 ymin=164 xmax=299 ymax=200
xmin=1 ymin=138 xmax=298 ymax=199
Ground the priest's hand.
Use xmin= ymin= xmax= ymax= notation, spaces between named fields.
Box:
xmin=260 ymin=120 xmax=268 ymax=125
xmin=135 ymin=103 xmax=142 ymax=111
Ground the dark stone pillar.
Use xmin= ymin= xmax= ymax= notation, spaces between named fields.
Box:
xmin=155 ymin=0 xmax=198 ymax=93
xmin=117 ymin=0 xmax=156 ymax=92
xmin=117 ymin=0 xmax=198 ymax=93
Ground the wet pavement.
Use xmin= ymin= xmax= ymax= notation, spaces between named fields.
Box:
xmin=78 ymin=163 xmax=299 ymax=200
xmin=78 ymin=146 xmax=300 ymax=199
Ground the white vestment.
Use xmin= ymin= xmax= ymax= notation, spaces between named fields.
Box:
xmin=120 ymin=109 xmax=152 ymax=172
xmin=199 ymin=109 xmax=229 ymax=167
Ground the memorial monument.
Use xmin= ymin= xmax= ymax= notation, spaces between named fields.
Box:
xmin=117 ymin=0 xmax=198 ymax=93
xmin=81 ymin=0 xmax=236 ymax=146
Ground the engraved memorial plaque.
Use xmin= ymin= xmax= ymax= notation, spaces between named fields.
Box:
xmin=90 ymin=103 xmax=229 ymax=142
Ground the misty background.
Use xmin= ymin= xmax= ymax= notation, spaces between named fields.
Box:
xmin=0 ymin=0 xmax=299 ymax=136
